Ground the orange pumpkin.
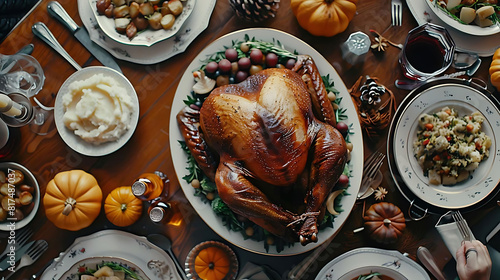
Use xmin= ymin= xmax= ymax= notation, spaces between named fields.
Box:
xmin=104 ymin=186 xmax=143 ymax=227
xmin=194 ymin=246 xmax=231 ymax=280
xmin=291 ymin=0 xmax=358 ymax=37
xmin=489 ymin=48 xmax=500 ymax=91
xmin=43 ymin=170 xmax=102 ymax=231
xmin=363 ymin=202 xmax=406 ymax=244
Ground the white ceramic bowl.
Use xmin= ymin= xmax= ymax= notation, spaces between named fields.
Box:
xmin=0 ymin=162 xmax=40 ymax=231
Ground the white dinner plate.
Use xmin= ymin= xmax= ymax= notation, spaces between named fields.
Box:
xmin=78 ymin=0 xmax=216 ymax=64
xmin=406 ymin=0 xmax=500 ymax=57
xmin=315 ymin=247 xmax=429 ymax=280
xmin=40 ymin=230 xmax=182 ymax=280
xmin=424 ymin=0 xmax=500 ymax=36
xmin=392 ymin=81 xmax=500 ymax=209
xmin=169 ymin=28 xmax=363 ymax=256
xmin=54 ymin=66 xmax=139 ymax=157
xmin=60 ymin=257 xmax=150 ymax=279
xmin=88 ymin=0 xmax=195 ymax=47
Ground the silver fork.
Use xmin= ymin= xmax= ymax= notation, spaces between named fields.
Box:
xmin=391 ymin=0 xmax=403 ymax=26
xmin=452 ymin=211 xmax=471 ymax=242
xmin=4 ymin=240 xmax=48 ymax=280
xmin=357 ymin=151 xmax=386 ymax=200
xmin=0 ymin=227 xmax=33 ymax=260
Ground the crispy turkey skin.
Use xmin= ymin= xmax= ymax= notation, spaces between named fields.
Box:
xmin=178 ymin=56 xmax=347 ymax=245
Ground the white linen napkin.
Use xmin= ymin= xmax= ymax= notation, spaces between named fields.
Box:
xmin=435 ymin=211 xmax=476 ymax=260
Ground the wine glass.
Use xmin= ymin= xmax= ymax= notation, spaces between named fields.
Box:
xmin=0 ymin=53 xmax=45 ymax=98
xmin=0 ymin=53 xmax=53 ymax=135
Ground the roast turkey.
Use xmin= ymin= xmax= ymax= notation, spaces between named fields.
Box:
xmin=177 ymin=55 xmax=347 ymax=245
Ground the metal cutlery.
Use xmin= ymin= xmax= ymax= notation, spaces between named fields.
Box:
xmin=0 ymin=240 xmax=35 ymax=271
xmin=0 ymin=227 xmax=32 ymax=261
xmin=47 ymin=1 xmax=122 ymax=73
xmin=31 ymin=22 xmax=83 ymax=71
xmin=452 ymin=211 xmax=472 ymax=242
xmin=357 ymin=151 xmax=385 ymax=200
xmin=147 ymin=234 xmax=188 ymax=280
xmin=3 ymin=239 xmax=48 ymax=280
xmin=288 ymin=234 xmax=335 ymax=280
xmin=391 ymin=0 xmax=403 ymax=26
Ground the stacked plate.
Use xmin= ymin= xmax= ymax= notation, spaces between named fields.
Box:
xmin=77 ymin=0 xmax=216 ymax=64
xmin=406 ymin=0 xmax=500 ymax=56
xmin=387 ymin=78 xmax=500 ymax=218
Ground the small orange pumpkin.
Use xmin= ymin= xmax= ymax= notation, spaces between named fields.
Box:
xmin=291 ymin=0 xmax=358 ymax=37
xmin=489 ymin=48 xmax=500 ymax=91
xmin=104 ymin=186 xmax=143 ymax=227
xmin=43 ymin=170 xmax=102 ymax=231
xmin=363 ymin=202 xmax=406 ymax=244
xmin=194 ymin=246 xmax=231 ymax=280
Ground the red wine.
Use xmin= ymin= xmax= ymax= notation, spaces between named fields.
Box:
xmin=405 ymin=37 xmax=445 ymax=74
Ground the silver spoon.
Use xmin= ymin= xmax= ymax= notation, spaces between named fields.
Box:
xmin=453 ymin=52 xmax=479 ymax=70
xmin=147 ymin=234 xmax=188 ymax=280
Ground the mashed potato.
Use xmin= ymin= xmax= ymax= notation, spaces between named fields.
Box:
xmin=413 ymin=107 xmax=491 ymax=185
xmin=62 ymin=73 xmax=133 ymax=145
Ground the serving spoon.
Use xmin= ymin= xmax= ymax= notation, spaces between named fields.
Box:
xmin=147 ymin=234 xmax=188 ymax=280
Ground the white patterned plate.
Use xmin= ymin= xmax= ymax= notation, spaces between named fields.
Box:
xmin=169 ymin=28 xmax=363 ymax=256
xmin=315 ymin=248 xmax=429 ymax=280
xmin=78 ymin=0 xmax=215 ymax=64
xmin=88 ymin=0 xmax=196 ymax=47
xmin=406 ymin=0 xmax=500 ymax=56
xmin=60 ymin=257 xmax=150 ymax=279
xmin=424 ymin=0 xmax=500 ymax=36
xmin=54 ymin=66 xmax=139 ymax=157
xmin=392 ymin=82 xmax=500 ymax=209
xmin=40 ymin=230 xmax=181 ymax=280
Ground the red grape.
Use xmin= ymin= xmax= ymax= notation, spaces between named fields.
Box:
xmin=225 ymin=48 xmax=238 ymax=62
xmin=285 ymin=58 xmax=296 ymax=69
xmin=250 ymin=49 xmax=263 ymax=64
xmin=238 ymin=57 xmax=251 ymax=70
xmin=235 ymin=71 xmax=249 ymax=83
xmin=266 ymin=53 xmax=278 ymax=68
xmin=218 ymin=59 xmax=232 ymax=73
xmin=337 ymin=174 xmax=349 ymax=186
xmin=336 ymin=122 xmax=349 ymax=136
xmin=205 ymin=61 xmax=218 ymax=73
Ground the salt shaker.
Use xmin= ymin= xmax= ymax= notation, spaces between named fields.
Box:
xmin=341 ymin=31 xmax=371 ymax=65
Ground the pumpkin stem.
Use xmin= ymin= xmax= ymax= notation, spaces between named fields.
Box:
xmin=121 ymin=203 xmax=128 ymax=212
xmin=325 ymin=0 xmax=334 ymax=3
xmin=62 ymin=197 xmax=77 ymax=216
xmin=208 ymin=262 xmax=215 ymax=269
xmin=383 ymin=218 xmax=392 ymax=226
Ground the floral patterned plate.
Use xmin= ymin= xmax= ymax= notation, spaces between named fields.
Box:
xmin=315 ymin=248 xmax=429 ymax=280
xmin=60 ymin=257 xmax=149 ymax=280
xmin=88 ymin=0 xmax=196 ymax=47
xmin=40 ymin=230 xmax=181 ymax=280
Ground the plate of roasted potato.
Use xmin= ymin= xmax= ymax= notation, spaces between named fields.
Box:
xmin=90 ymin=0 xmax=195 ymax=46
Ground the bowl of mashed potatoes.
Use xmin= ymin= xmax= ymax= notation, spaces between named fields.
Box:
xmin=55 ymin=67 xmax=139 ymax=156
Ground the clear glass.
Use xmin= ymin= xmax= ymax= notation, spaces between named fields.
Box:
xmin=0 ymin=93 xmax=53 ymax=135
xmin=399 ymin=23 xmax=455 ymax=81
xmin=0 ymin=53 xmax=45 ymax=98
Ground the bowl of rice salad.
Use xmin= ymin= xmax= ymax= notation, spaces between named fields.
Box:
xmin=413 ymin=106 xmax=492 ymax=185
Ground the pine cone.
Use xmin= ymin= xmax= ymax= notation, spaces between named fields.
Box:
xmin=229 ymin=0 xmax=280 ymax=22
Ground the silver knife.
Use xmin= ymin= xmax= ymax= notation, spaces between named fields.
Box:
xmin=486 ymin=221 xmax=500 ymax=243
xmin=47 ymin=1 xmax=122 ymax=73
xmin=417 ymin=246 xmax=446 ymax=280
xmin=0 ymin=240 xmax=35 ymax=271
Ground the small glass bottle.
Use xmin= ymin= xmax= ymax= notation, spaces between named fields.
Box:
xmin=148 ymin=199 xmax=183 ymax=226
xmin=131 ymin=171 xmax=168 ymax=201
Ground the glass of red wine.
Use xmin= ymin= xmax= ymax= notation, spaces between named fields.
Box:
xmin=399 ymin=23 xmax=455 ymax=81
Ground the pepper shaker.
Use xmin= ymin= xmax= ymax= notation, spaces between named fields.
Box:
xmin=341 ymin=31 xmax=371 ymax=65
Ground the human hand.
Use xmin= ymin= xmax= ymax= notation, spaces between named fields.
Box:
xmin=456 ymin=240 xmax=491 ymax=280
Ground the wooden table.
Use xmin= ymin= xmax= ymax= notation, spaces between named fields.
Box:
xmin=0 ymin=0 xmax=498 ymax=279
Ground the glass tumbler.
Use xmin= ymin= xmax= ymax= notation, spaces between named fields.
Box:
xmin=399 ymin=23 xmax=456 ymax=81
xmin=0 ymin=53 xmax=45 ymax=97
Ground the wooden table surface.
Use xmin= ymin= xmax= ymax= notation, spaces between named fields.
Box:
xmin=0 ymin=0 xmax=499 ymax=279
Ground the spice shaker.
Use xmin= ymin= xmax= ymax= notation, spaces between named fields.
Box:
xmin=341 ymin=31 xmax=371 ymax=65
